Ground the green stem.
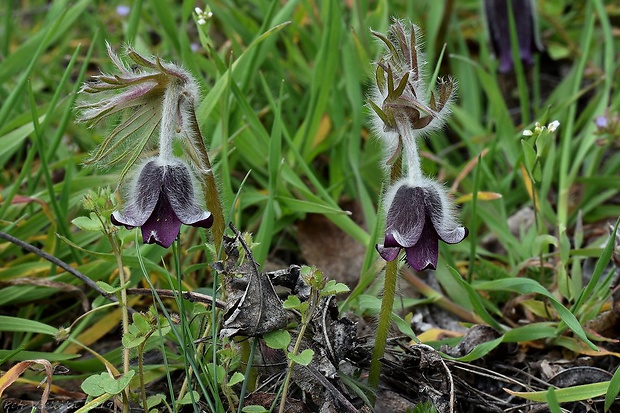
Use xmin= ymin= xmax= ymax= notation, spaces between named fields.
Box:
xmin=185 ymin=102 xmax=225 ymax=256
xmin=111 ymin=241 xmax=130 ymax=413
xmin=278 ymin=292 xmax=317 ymax=413
xmin=237 ymin=338 xmax=258 ymax=413
xmin=368 ymin=259 xmax=398 ymax=388
xmin=557 ymin=2 xmax=594 ymax=229
xmin=368 ymin=145 xmax=403 ymax=390
xmin=138 ymin=338 xmax=150 ymax=413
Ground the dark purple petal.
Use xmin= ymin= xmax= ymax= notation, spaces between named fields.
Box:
xmin=140 ymin=190 xmax=182 ymax=248
xmin=383 ymin=232 xmax=400 ymax=248
xmin=404 ymin=216 xmax=439 ymax=271
xmin=385 ymin=185 xmax=425 ymax=247
xmin=110 ymin=213 xmax=135 ymax=229
xmin=376 ymin=243 xmax=401 ymax=262
xmin=163 ymin=163 xmax=213 ymax=228
xmin=111 ymin=160 xmax=163 ymax=228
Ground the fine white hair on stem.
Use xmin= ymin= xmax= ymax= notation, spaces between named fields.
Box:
xmin=383 ymin=175 xmax=464 ymax=238
xmin=77 ymin=41 xmax=203 ymax=181
xmin=367 ymin=19 xmax=457 ymax=169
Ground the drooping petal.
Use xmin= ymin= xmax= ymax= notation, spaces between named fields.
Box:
xmin=385 ymin=185 xmax=425 ymax=248
xmin=163 ymin=162 xmax=213 ymax=228
xmin=376 ymin=244 xmax=401 ymax=262
xmin=436 ymin=226 xmax=468 ymax=245
xmin=110 ymin=160 xmax=164 ymax=228
xmin=423 ymin=185 xmax=469 ymax=245
xmin=404 ymin=216 xmax=440 ymax=271
xmin=140 ymin=190 xmax=182 ymax=248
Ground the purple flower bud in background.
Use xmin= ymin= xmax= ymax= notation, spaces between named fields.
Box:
xmin=484 ymin=0 xmax=542 ymax=73
xmin=111 ymin=158 xmax=213 ymax=248
xmin=595 ymin=115 xmax=608 ymax=130
xmin=116 ymin=5 xmax=130 ymax=17
xmin=376 ymin=180 xmax=468 ymax=271
xmin=593 ymin=109 xmax=620 ymax=142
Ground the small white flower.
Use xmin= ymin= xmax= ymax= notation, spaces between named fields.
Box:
xmin=522 ymin=130 xmax=533 ymax=137
xmin=194 ymin=5 xmax=213 ymax=25
xmin=548 ymin=120 xmax=560 ymax=132
xmin=534 ymin=122 xmax=543 ymax=134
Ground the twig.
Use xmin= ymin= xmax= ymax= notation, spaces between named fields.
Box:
xmin=0 ymin=231 xmax=117 ymax=303
xmin=123 ymin=288 xmax=225 ymax=309
xmin=405 ymin=344 xmax=456 ymax=412
xmin=0 ymin=232 xmax=225 ymax=311
xmin=305 ymin=365 xmax=359 ymax=413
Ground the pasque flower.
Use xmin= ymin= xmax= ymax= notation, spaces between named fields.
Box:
xmin=111 ymin=159 xmax=213 ymax=248
xmin=484 ymin=0 xmax=542 ymax=73
xmin=376 ymin=179 xmax=468 ymax=271
xmin=368 ymin=20 xmax=466 ymax=387
xmin=78 ymin=43 xmax=222 ymax=249
xmin=368 ymin=20 xmax=467 ymax=271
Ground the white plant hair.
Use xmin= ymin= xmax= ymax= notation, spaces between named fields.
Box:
xmin=384 ymin=174 xmax=464 ymax=235
xmin=77 ymin=41 xmax=204 ymax=180
xmin=367 ymin=20 xmax=457 ymax=172
xmin=120 ymin=156 xmax=207 ymax=214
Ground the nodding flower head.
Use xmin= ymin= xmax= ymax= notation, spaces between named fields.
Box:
xmin=111 ymin=158 xmax=213 ymax=248
xmin=368 ymin=20 xmax=456 ymax=160
xmin=484 ymin=0 xmax=542 ymax=73
xmin=77 ymin=42 xmax=200 ymax=179
xmin=376 ymin=178 xmax=468 ymax=271
xmin=78 ymin=42 xmax=219 ymax=248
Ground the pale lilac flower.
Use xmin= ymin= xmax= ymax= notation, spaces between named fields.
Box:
xmin=594 ymin=109 xmax=619 ymax=136
xmin=111 ymin=158 xmax=213 ymax=248
xmin=116 ymin=5 xmax=130 ymax=17
xmin=376 ymin=179 xmax=468 ymax=271
xmin=596 ymin=115 xmax=609 ymax=130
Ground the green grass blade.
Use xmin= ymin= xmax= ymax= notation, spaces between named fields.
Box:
xmin=0 ymin=315 xmax=57 ymax=335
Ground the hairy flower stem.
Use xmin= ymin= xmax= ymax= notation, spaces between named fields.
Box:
xmin=369 ymin=259 xmax=398 ymax=388
xmin=138 ymin=334 xmax=153 ymax=413
xmin=111 ymin=241 xmax=130 ymax=413
xmin=185 ymin=102 xmax=225 ymax=257
xmin=278 ymin=290 xmax=319 ymax=413
xmin=369 ymin=154 xmax=403 ymax=389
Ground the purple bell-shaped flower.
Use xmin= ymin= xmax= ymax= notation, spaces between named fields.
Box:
xmin=376 ymin=180 xmax=468 ymax=271
xmin=111 ymin=158 xmax=213 ymax=248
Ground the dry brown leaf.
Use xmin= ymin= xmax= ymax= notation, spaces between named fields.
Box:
xmin=0 ymin=359 xmax=53 ymax=412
